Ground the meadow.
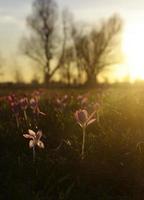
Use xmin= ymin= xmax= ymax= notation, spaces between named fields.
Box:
xmin=1 ymin=86 xmax=144 ymax=200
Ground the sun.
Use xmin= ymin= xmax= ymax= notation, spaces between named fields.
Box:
xmin=122 ymin=23 xmax=144 ymax=82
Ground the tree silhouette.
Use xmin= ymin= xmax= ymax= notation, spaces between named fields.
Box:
xmin=60 ymin=47 xmax=75 ymax=85
xmin=22 ymin=0 xmax=66 ymax=84
xmin=72 ymin=14 xmax=123 ymax=86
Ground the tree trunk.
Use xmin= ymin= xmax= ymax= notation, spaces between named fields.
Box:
xmin=44 ymin=72 xmax=50 ymax=85
xmin=85 ymin=72 xmax=98 ymax=87
xmin=44 ymin=60 xmax=50 ymax=85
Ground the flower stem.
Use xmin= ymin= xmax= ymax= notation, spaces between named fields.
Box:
xmin=81 ymin=127 xmax=86 ymax=160
xmin=24 ymin=110 xmax=31 ymax=128
xmin=24 ymin=110 xmax=27 ymax=121
xmin=33 ymin=146 xmax=36 ymax=163
xmin=16 ymin=116 xmax=19 ymax=128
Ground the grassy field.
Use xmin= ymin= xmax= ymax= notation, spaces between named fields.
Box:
xmin=1 ymin=86 xmax=144 ymax=199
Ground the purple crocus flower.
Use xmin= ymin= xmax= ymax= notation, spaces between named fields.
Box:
xmin=75 ymin=109 xmax=96 ymax=128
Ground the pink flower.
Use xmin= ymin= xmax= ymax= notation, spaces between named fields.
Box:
xmin=63 ymin=94 xmax=68 ymax=101
xmin=19 ymin=97 xmax=28 ymax=110
xmin=32 ymin=90 xmax=41 ymax=101
xmin=75 ymin=109 xmax=96 ymax=128
xmin=29 ymin=98 xmax=38 ymax=110
xmin=23 ymin=129 xmax=44 ymax=149
xmin=10 ymin=101 xmax=20 ymax=116
xmin=55 ymin=95 xmax=69 ymax=108
xmin=56 ymin=98 xmax=61 ymax=105
xmin=29 ymin=98 xmax=46 ymax=116
xmin=81 ymin=97 xmax=88 ymax=107
xmin=77 ymin=95 xmax=83 ymax=101
xmin=7 ymin=94 xmax=16 ymax=103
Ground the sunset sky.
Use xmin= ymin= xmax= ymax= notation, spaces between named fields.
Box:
xmin=1 ymin=0 xmax=144 ymax=82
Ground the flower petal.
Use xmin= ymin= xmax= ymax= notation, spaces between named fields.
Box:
xmin=37 ymin=130 xmax=42 ymax=140
xmin=28 ymin=129 xmax=36 ymax=137
xmin=29 ymin=140 xmax=34 ymax=148
xmin=37 ymin=140 xmax=44 ymax=148
xmin=75 ymin=109 xmax=88 ymax=124
xmin=87 ymin=110 xmax=96 ymax=121
xmin=78 ymin=122 xmax=83 ymax=127
xmin=74 ymin=111 xmax=79 ymax=121
xmin=23 ymin=134 xmax=34 ymax=139
xmin=87 ymin=118 xmax=96 ymax=126
xmin=39 ymin=111 xmax=46 ymax=116
xmin=81 ymin=110 xmax=88 ymax=120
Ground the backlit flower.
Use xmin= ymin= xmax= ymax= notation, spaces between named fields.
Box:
xmin=29 ymin=98 xmax=46 ymax=116
xmin=75 ymin=109 xmax=96 ymax=128
xmin=19 ymin=97 xmax=28 ymax=110
xmin=23 ymin=129 xmax=44 ymax=149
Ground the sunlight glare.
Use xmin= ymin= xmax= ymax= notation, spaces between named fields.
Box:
xmin=122 ymin=23 xmax=144 ymax=82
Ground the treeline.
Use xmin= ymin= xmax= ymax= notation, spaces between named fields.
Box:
xmin=0 ymin=0 xmax=123 ymax=86
xmin=19 ymin=0 xmax=123 ymax=86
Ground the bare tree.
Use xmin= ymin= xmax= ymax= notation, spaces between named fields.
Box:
xmin=70 ymin=23 xmax=86 ymax=83
xmin=60 ymin=47 xmax=75 ymax=85
xmin=58 ymin=9 xmax=76 ymax=85
xmin=21 ymin=0 xmax=66 ymax=84
xmin=71 ymin=14 xmax=123 ymax=86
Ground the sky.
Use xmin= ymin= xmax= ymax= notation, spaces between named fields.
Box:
xmin=1 ymin=0 xmax=144 ymax=82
